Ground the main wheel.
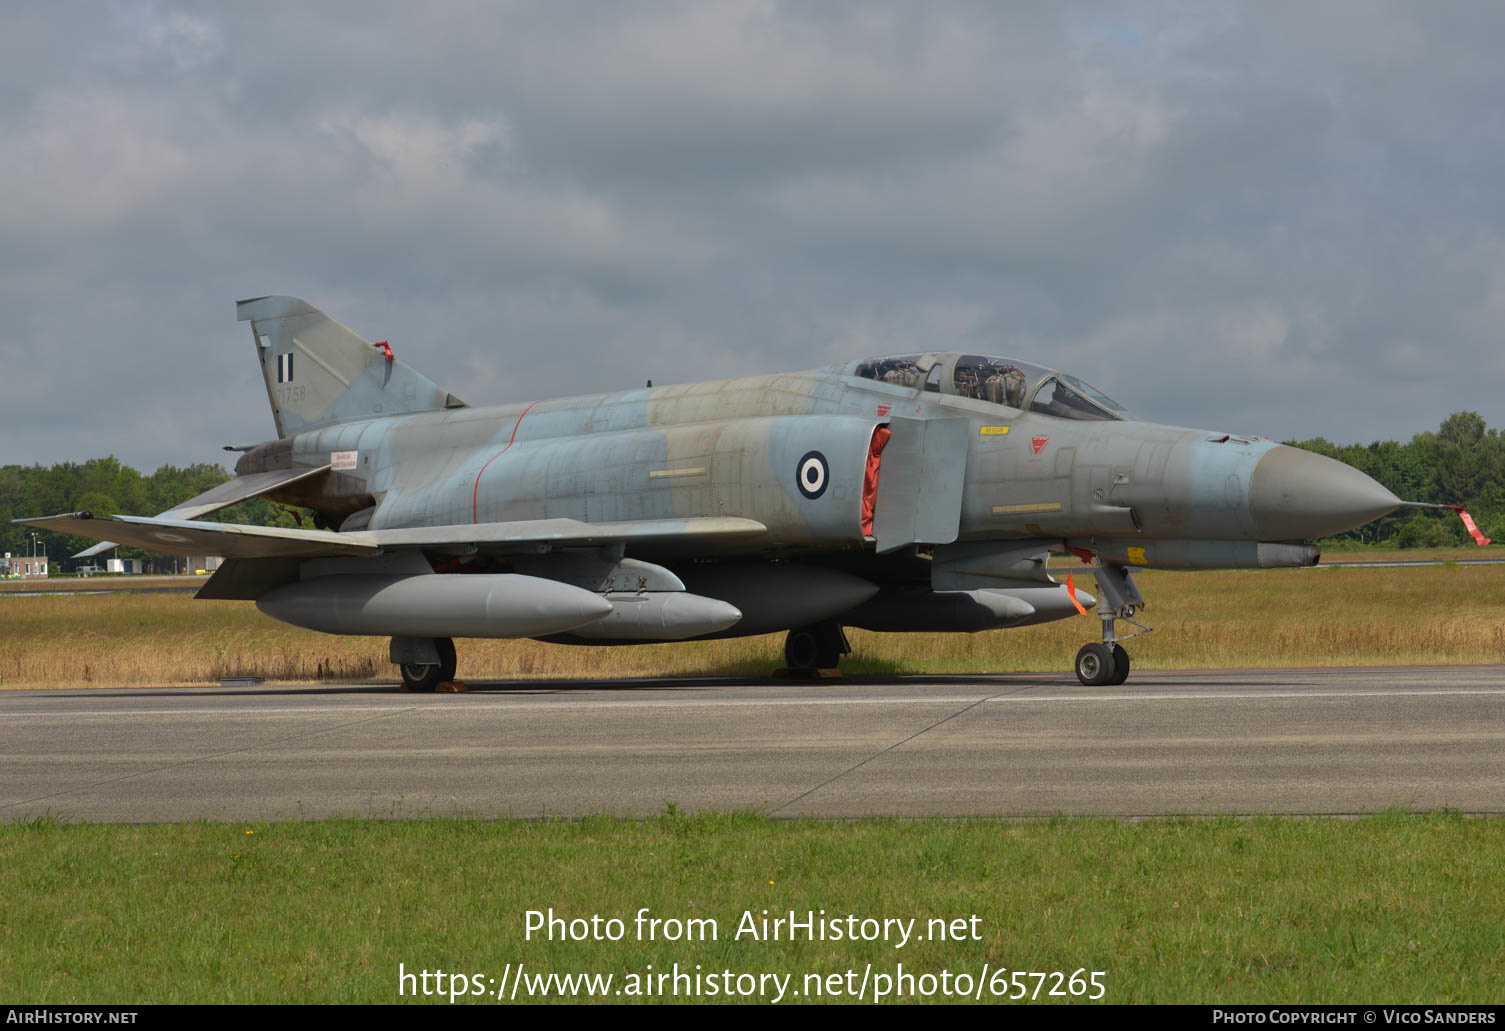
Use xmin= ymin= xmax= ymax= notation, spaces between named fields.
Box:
xmin=1074 ymin=643 xmax=1118 ymax=686
xmin=784 ymin=623 xmax=844 ymax=671
xmin=399 ymin=637 xmax=457 ymax=692
xmin=1108 ymin=644 xmax=1131 ymax=685
xmin=784 ymin=628 xmax=822 ymax=671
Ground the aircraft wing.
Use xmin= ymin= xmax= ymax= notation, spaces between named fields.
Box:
xmin=20 ymin=511 xmax=768 ymax=560
xmin=70 ymin=465 xmax=333 ymax=559
xmin=358 ymin=516 xmax=769 ymax=551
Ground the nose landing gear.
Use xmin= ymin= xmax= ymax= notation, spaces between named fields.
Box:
xmin=1072 ymin=562 xmax=1150 ymax=686
xmin=1074 ymin=641 xmax=1131 ymax=686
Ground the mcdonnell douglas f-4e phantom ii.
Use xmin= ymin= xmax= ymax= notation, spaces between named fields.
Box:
xmin=24 ymin=296 xmax=1466 ymax=689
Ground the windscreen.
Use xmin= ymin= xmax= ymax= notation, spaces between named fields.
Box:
xmin=1056 ymin=374 xmax=1130 ymax=415
xmin=1028 ymin=375 xmax=1128 ymax=421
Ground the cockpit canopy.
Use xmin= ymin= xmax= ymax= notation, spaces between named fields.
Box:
xmin=851 ymin=353 xmax=1131 ymax=422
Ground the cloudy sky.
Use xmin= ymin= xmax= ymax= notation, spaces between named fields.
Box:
xmin=3 ymin=1 xmax=1503 ymax=470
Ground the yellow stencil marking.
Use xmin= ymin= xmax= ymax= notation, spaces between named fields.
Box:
xmin=979 ymin=426 xmax=1010 ymax=435
xmin=991 ymin=502 xmax=1063 ymax=514
xmin=1127 ymin=546 xmax=1148 ymax=566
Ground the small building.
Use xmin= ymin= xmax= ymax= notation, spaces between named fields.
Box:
xmin=106 ymin=558 xmax=144 ymax=575
xmin=2 ymin=553 xmax=49 ymax=579
xmin=185 ymin=556 xmax=223 ymax=575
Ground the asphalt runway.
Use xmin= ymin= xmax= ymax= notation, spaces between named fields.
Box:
xmin=3 ymin=665 xmax=1504 ymax=822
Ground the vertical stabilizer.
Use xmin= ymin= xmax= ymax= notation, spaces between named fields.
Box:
xmin=237 ymin=296 xmax=466 ymax=438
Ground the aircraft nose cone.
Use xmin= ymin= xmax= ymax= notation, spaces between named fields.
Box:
xmin=1248 ymin=445 xmax=1401 ymax=540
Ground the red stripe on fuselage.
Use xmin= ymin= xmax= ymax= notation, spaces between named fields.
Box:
xmin=472 ymin=401 xmax=540 ymax=524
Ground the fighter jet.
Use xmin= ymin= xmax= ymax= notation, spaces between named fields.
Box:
xmin=22 ymin=296 xmax=1442 ymax=689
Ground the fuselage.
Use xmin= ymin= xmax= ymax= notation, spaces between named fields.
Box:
xmin=244 ymin=351 xmax=1398 ymax=563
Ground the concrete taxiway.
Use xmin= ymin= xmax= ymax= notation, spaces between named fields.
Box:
xmin=2 ymin=666 xmax=1503 ymax=822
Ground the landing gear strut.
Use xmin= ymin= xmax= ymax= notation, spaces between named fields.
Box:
xmin=784 ymin=621 xmax=849 ymax=674
xmin=392 ymin=636 xmax=457 ymax=692
xmin=1073 ymin=562 xmax=1150 ymax=687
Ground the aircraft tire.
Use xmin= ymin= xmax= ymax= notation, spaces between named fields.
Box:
xmin=1074 ymin=643 xmax=1117 ymax=687
xmin=785 ymin=624 xmax=842 ymax=671
xmin=1108 ymin=644 xmax=1130 ymax=685
xmin=399 ymin=637 xmax=457 ymax=692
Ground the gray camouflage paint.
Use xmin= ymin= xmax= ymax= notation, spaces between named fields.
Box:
xmin=27 ymin=297 xmax=1402 ymax=655
xmin=240 ymin=298 xmax=1396 ymax=571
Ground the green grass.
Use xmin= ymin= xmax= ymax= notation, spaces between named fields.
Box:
xmin=3 ymin=812 xmax=1502 ymax=1004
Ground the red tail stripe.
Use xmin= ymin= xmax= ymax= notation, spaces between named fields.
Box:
xmin=472 ymin=401 xmax=540 ymax=524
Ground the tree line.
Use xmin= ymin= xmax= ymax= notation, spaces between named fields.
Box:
xmin=0 ymin=411 xmax=1498 ymax=570
xmin=0 ymin=458 xmax=302 ymax=569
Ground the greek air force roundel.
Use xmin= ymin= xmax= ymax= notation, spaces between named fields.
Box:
xmin=796 ymin=451 xmax=829 ymax=499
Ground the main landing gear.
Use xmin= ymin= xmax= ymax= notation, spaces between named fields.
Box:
xmin=391 ymin=636 xmax=457 ymax=692
xmin=783 ymin=621 xmax=850 ymax=675
xmin=1073 ymin=562 xmax=1151 ymax=687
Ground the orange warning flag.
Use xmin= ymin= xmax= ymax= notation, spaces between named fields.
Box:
xmin=1066 ymin=574 xmax=1088 ymax=615
xmin=1447 ymin=506 xmax=1492 ymax=546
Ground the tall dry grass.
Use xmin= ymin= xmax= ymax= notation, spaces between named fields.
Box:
xmin=0 ymin=563 xmax=1501 ymax=688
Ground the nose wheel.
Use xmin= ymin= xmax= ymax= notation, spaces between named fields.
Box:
xmin=1071 ymin=561 xmax=1148 ymax=687
xmin=1074 ymin=642 xmax=1130 ymax=686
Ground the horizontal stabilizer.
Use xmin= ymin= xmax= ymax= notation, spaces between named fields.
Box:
xmin=22 ymin=511 xmax=769 ymax=560
xmin=71 ymin=465 xmax=332 ymax=558
xmin=27 ymin=512 xmax=377 ymax=559
xmin=161 ymin=466 xmax=332 ymax=521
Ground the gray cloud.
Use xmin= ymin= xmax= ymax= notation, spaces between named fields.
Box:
xmin=2 ymin=1 xmax=1503 ymax=471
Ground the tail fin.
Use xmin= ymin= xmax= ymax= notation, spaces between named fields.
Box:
xmin=237 ymin=295 xmax=466 ymax=438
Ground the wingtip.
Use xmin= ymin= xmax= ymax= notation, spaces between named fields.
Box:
xmin=13 ymin=511 xmax=90 ymax=526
